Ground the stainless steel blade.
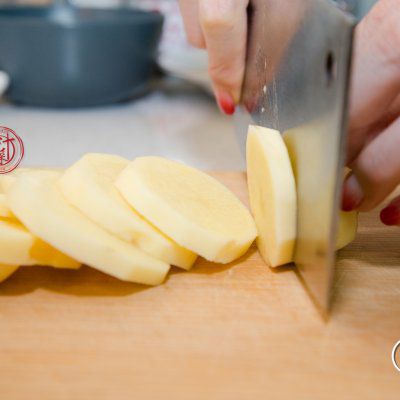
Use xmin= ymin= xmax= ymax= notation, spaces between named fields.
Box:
xmin=235 ymin=0 xmax=354 ymax=313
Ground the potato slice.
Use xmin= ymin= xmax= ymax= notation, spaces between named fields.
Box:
xmin=247 ymin=126 xmax=297 ymax=267
xmin=0 ymin=264 xmax=19 ymax=283
xmin=0 ymin=169 xmax=28 ymax=192
xmin=116 ymin=157 xmax=257 ymax=264
xmin=6 ymin=170 xmax=170 ymax=285
xmin=0 ymin=194 xmax=14 ymax=218
xmin=337 ymin=210 xmax=358 ymax=250
xmin=0 ymin=175 xmax=16 ymax=218
xmin=59 ymin=154 xmax=196 ymax=270
xmin=30 ymin=239 xmax=81 ymax=270
xmin=0 ymin=187 xmax=79 ymax=269
xmin=0 ymin=218 xmax=80 ymax=269
xmin=284 ymin=125 xmax=358 ymax=253
xmin=0 ymin=218 xmax=36 ymax=265
xmin=0 ymin=168 xmax=63 ymax=193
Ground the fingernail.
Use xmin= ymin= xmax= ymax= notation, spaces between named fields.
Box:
xmin=216 ymin=92 xmax=235 ymax=115
xmin=244 ymin=97 xmax=257 ymax=114
xmin=380 ymin=205 xmax=400 ymax=226
xmin=342 ymin=174 xmax=364 ymax=211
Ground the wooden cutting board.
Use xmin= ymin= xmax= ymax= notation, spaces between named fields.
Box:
xmin=0 ymin=172 xmax=399 ymax=400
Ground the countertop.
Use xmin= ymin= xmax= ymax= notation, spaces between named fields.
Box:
xmin=0 ymin=80 xmax=245 ymax=170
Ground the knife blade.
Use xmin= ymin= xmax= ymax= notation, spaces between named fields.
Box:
xmin=235 ymin=0 xmax=355 ymax=314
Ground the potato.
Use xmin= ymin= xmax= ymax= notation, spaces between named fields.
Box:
xmin=30 ymin=239 xmax=81 ymax=270
xmin=0 ymin=169 xmax=28 ymax=192
xmin=284 ymin=126 xmax=358 ymax=252
xmin=116 ymin=157 xmax=257 ymax=264
xmin=0 ymin=218 xmax=80 ymax=269
xmin=247 ymin=126 xmax=297 ymax=267
xmin=337 ymin=210 xmax=358 ymax=250
xmin=6 ymin=170 xmax=170 ymax=285
xmin=59 ymin=154 xmax=196 ymax=270
xmin=0 ymin=183 xmax=79 ymax=269
xmin=0 ymin=194 xmax=14 ymax=218
xmin=0 ymin=218 xmax=36 ymax=265
xmin=0 ymin=264 xmax=19 ymax=283
xmin=248 ymin=125 xmax=358 ymax=268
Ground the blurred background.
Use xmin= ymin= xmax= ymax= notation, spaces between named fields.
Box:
xmin=0 ymin=0 xmax=377 ymax=170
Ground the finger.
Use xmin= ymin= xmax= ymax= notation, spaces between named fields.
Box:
xmin=347 ymin=0 xmax=400 ymax=163
xmin=342 ymin=116 xmax=400 ymax=212
xmin=380 ymin=195 xmax=400 ymax=226
xmin=199 ymin=0 xmax=249 ymax=113
xmin=179 ymin=0 xmax=206 ymax=48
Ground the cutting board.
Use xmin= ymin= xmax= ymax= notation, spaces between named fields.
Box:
xmin=0 ymin=172 xmax=399 ymax=400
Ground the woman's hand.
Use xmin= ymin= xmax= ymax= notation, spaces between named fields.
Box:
xmin=179 ymin=0 xmax=249 ymax=114
xmin=180 ymin=0 xmax=400 ymax=225
xmin=343 ymin=0 xmax=400 ymax=225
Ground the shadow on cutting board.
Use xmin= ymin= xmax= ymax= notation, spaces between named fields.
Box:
xmin=0 ymin=265 xmax=151 ymax=297
xmin=181 ymin=246 xmax=259 ymax=276
xmin=0 ymin=249 xmax=259 ymax=297
xmin=337 ymin=230 xmax=400 ymax=268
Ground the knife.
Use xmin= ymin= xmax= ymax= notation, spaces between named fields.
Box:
xmin=235 ymin=0 xmax=355 ymax=314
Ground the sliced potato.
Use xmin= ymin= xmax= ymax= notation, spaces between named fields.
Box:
xmin=0 ymin=168 xmax=63 ymax=193
xmin=0 ymin=264 xmax=19 ymax=283
xmin=0 ymin=218 xmax=80 ymax=269
xmin=6 ymin=170 xmax=170 ymax=285
xmin=59 ymin=154 xmax=196 ymax=270
xmin=30 ymin=239 xmax=81 ymax=270
xmin=337 ymin=210 xmax=358 ymax=250
xmin=284 ymin=125 xmax=358 ymax=252
xmin=0 ymin=169 xmax=28 ymax=192
xmin=116 ymin=157 xmax=257 ymax=264
xmin=246 ymin=126 xmax=297 ymax=267
xmin=0 ymin=218 xmax=36 ymax=265
xmin=0 ymin=194 xmax=14 ymax=218
xmin=0 ymin=186 xmax=79 ymax=269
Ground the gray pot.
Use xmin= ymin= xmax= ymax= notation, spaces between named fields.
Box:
xmin=0 ymin=3 xmax=163 ymax=107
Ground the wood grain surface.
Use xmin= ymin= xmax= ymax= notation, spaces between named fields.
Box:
xmin=0 ymin=172 xmax=399 ymax=400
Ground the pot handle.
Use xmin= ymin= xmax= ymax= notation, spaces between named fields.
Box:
xmin=0 ymin=71 xmax=10 ymax=97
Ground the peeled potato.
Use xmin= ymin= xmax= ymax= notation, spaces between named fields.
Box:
xmin=30 ymin=239 xmax=81 ymax=270
xmin=0 ymin=218 xmax=36 ymax=265
xmin=0 ymin=194 xmax=14 ymax=218
xmin=0 ymin=168 xmax=63 ymax=193
xmin=336 ymin=210 xmax=358 ymax=250
xmin=0 ymin=219 xmax=79 ymax=269
xmin=6 ymin=170 xmax=170 ymax=285
xmin=0 ymin=169 xmax=28 ymax=192
xmin=59 ymin=154 xmax=196 ymax=270
xmin=246 ymin=126 xmax=297 ymax=267
xmin=116 ymin=157 xmax=257 ymax=264
xmin=284 ymin=124 xmax=358 ymax=253
xmin=0 ymin=187 xmax=79 ymax=269
xmin=0 ymin=264 xmax=19 ymax=283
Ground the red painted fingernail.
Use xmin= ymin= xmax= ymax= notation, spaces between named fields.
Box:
xmin=342 ymin=174 xmax=363 ymax=211
xmin=217 ymin=92 xmax=235 ymax=115
xmin=380 ymin=205 xmax=400 ymax=226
